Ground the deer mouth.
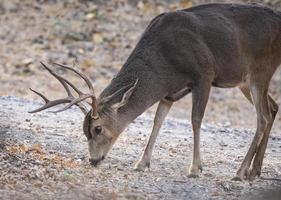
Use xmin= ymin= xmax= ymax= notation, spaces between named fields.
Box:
xmin=89 ymin=156 xmax=105 ymax=167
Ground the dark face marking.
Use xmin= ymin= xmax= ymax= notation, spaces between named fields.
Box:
xmin=83 ymin=112 xmax=93 ymax=140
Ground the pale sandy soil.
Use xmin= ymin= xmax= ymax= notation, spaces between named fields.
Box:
xmin=1 ymin=96 xmax=281 ymax=200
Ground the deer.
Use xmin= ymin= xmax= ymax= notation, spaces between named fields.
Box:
xmin=29 ymin=3 xmax=281 ymax=181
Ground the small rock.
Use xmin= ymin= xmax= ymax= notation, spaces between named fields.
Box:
xmin=22 ymin=58 xmax=34 ymax=66
xmin=219 ymin=141 xmax=228 ymax=147
xmin=169 ymin=148 xmax=177 ymax=154
xmin=63 ymin=31 xmax=89 ymax=44
xmin=85 ymin=12 xmax=96 ymax=20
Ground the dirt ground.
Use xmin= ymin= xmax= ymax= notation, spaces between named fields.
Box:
xmin=1 ymin=96 xmax=281 ymax=200
xmin=0 ymin=0 xmax=281 ymax=199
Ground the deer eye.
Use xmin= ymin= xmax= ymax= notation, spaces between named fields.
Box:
xmin=94 ymin=126 xmax=102 ymax=135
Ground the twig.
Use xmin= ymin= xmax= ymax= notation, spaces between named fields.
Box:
xmin=260 ymin=176 xmax=281 ymax=182
xmin=173 ymin=180 xmax=188 ymax=183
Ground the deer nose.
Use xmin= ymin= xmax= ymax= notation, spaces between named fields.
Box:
xmin=89 ymin=156 xmax=105 ymax=166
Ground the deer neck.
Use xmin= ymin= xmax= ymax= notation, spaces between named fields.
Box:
xmin=117 ymin=77 xmax=163 ymax=129
xmin=100 ymin=63 xmax=168 ymax=132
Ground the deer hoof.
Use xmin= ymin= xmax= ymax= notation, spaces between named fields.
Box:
xmin=248 ymin=169 xmax=260 ymax=181
xmin=188 ymin=173 xmax=199 ymax=178
xmin=231 ymin=176 xmax=243 ymax=182
xmin=133 ymin=161 xmax=150 ymax=172
xmin=188 ymin=164 xmax=202 ymax=178
xmin=233 ymin=167 xmax=250 ymax=181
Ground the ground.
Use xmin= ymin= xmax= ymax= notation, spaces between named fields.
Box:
xmin=1 ymin=96 xmax=281 ymax=200
xmin=0 ymin=0 xmax=281 ymax=200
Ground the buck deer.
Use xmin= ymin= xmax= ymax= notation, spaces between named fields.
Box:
xmin=29 ymin=3 xmax=281 ymax=181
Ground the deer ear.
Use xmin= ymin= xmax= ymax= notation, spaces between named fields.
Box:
xmin=111 ymin=78 xmax=138 ymax=111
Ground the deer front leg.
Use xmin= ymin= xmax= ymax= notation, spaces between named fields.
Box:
xmin=134 ymin=99 xmax=173 ymax=171
xmin=188 ymin=81 xmax=211 ymax=178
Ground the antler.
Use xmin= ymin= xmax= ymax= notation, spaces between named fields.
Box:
xmin=29 ymin=62 xmax=99 ymax=118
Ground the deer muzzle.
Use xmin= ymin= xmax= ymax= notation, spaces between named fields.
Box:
xmin=89 ymin=156 xmax=105 ymax=167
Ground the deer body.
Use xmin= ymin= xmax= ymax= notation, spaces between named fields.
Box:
xmin=102 ymin=3 xmax=281 ymax=119
xmin=31 ymin=3 xmax=281 ymax=181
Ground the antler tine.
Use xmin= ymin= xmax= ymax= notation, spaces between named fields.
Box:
xmin=40 ymin=62 xmax=90 ymax=114
xmin=53 ymin=62 xmax=99 ymax=117
xmin=41 ymin=62 xmax=92 ymax=98
xmin=74 ymin=102 xmax=88 ymax=115
xmin=29 ymin=62 xmax=94 ymax=115
xmin=30 ymin=87 xmax=90 ymax=114
xmin=40 ymin=62 xmax=74 ymax=96
xmin=51 ymin=94 xmax=93 ymax=113
xmin=53 ymin=63 xmax=95 ymax=96
xmin=30 ymin=88 xmax=49 ymax=103
xmin=29 ymin=88 xmax=71 ymax=113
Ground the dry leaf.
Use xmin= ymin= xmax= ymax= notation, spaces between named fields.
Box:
xmin=92 ymin=33 xmax=104 ymax=44
xmin=80 ymin=59 xmax=96 ymax=68
xmin=137 ymin=1 xmax=151 ymax=12
xmin=180 ymin=0 xmax=192 ymax=8
xmin=30 ymin=144 xmax=43 ymax=153
xmin=7 ymin=146 xmax=19 ymax=154
xmin=19 ymin=144 xmax=29 ymax=153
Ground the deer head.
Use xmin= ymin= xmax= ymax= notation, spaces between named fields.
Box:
xmin=29 ymin=62 xmax=138 ymax=166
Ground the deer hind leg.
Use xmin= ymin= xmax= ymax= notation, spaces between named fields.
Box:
xmin=188 ymin=80 xmax=211 ymax=178
xmin=134 ymin=99 xmax=173 ymax=171
xmin=234 ymin=80 xmax=271 ymax=181
xmin=249 ymin=95 xmax=278 ymax=180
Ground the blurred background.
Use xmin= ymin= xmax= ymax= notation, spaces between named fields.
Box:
xmin=0 ymin=0 xmax=280 ymax=130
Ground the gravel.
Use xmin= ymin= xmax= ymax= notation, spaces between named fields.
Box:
xmin=0 ymin=96 xmax=281 ymax=199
